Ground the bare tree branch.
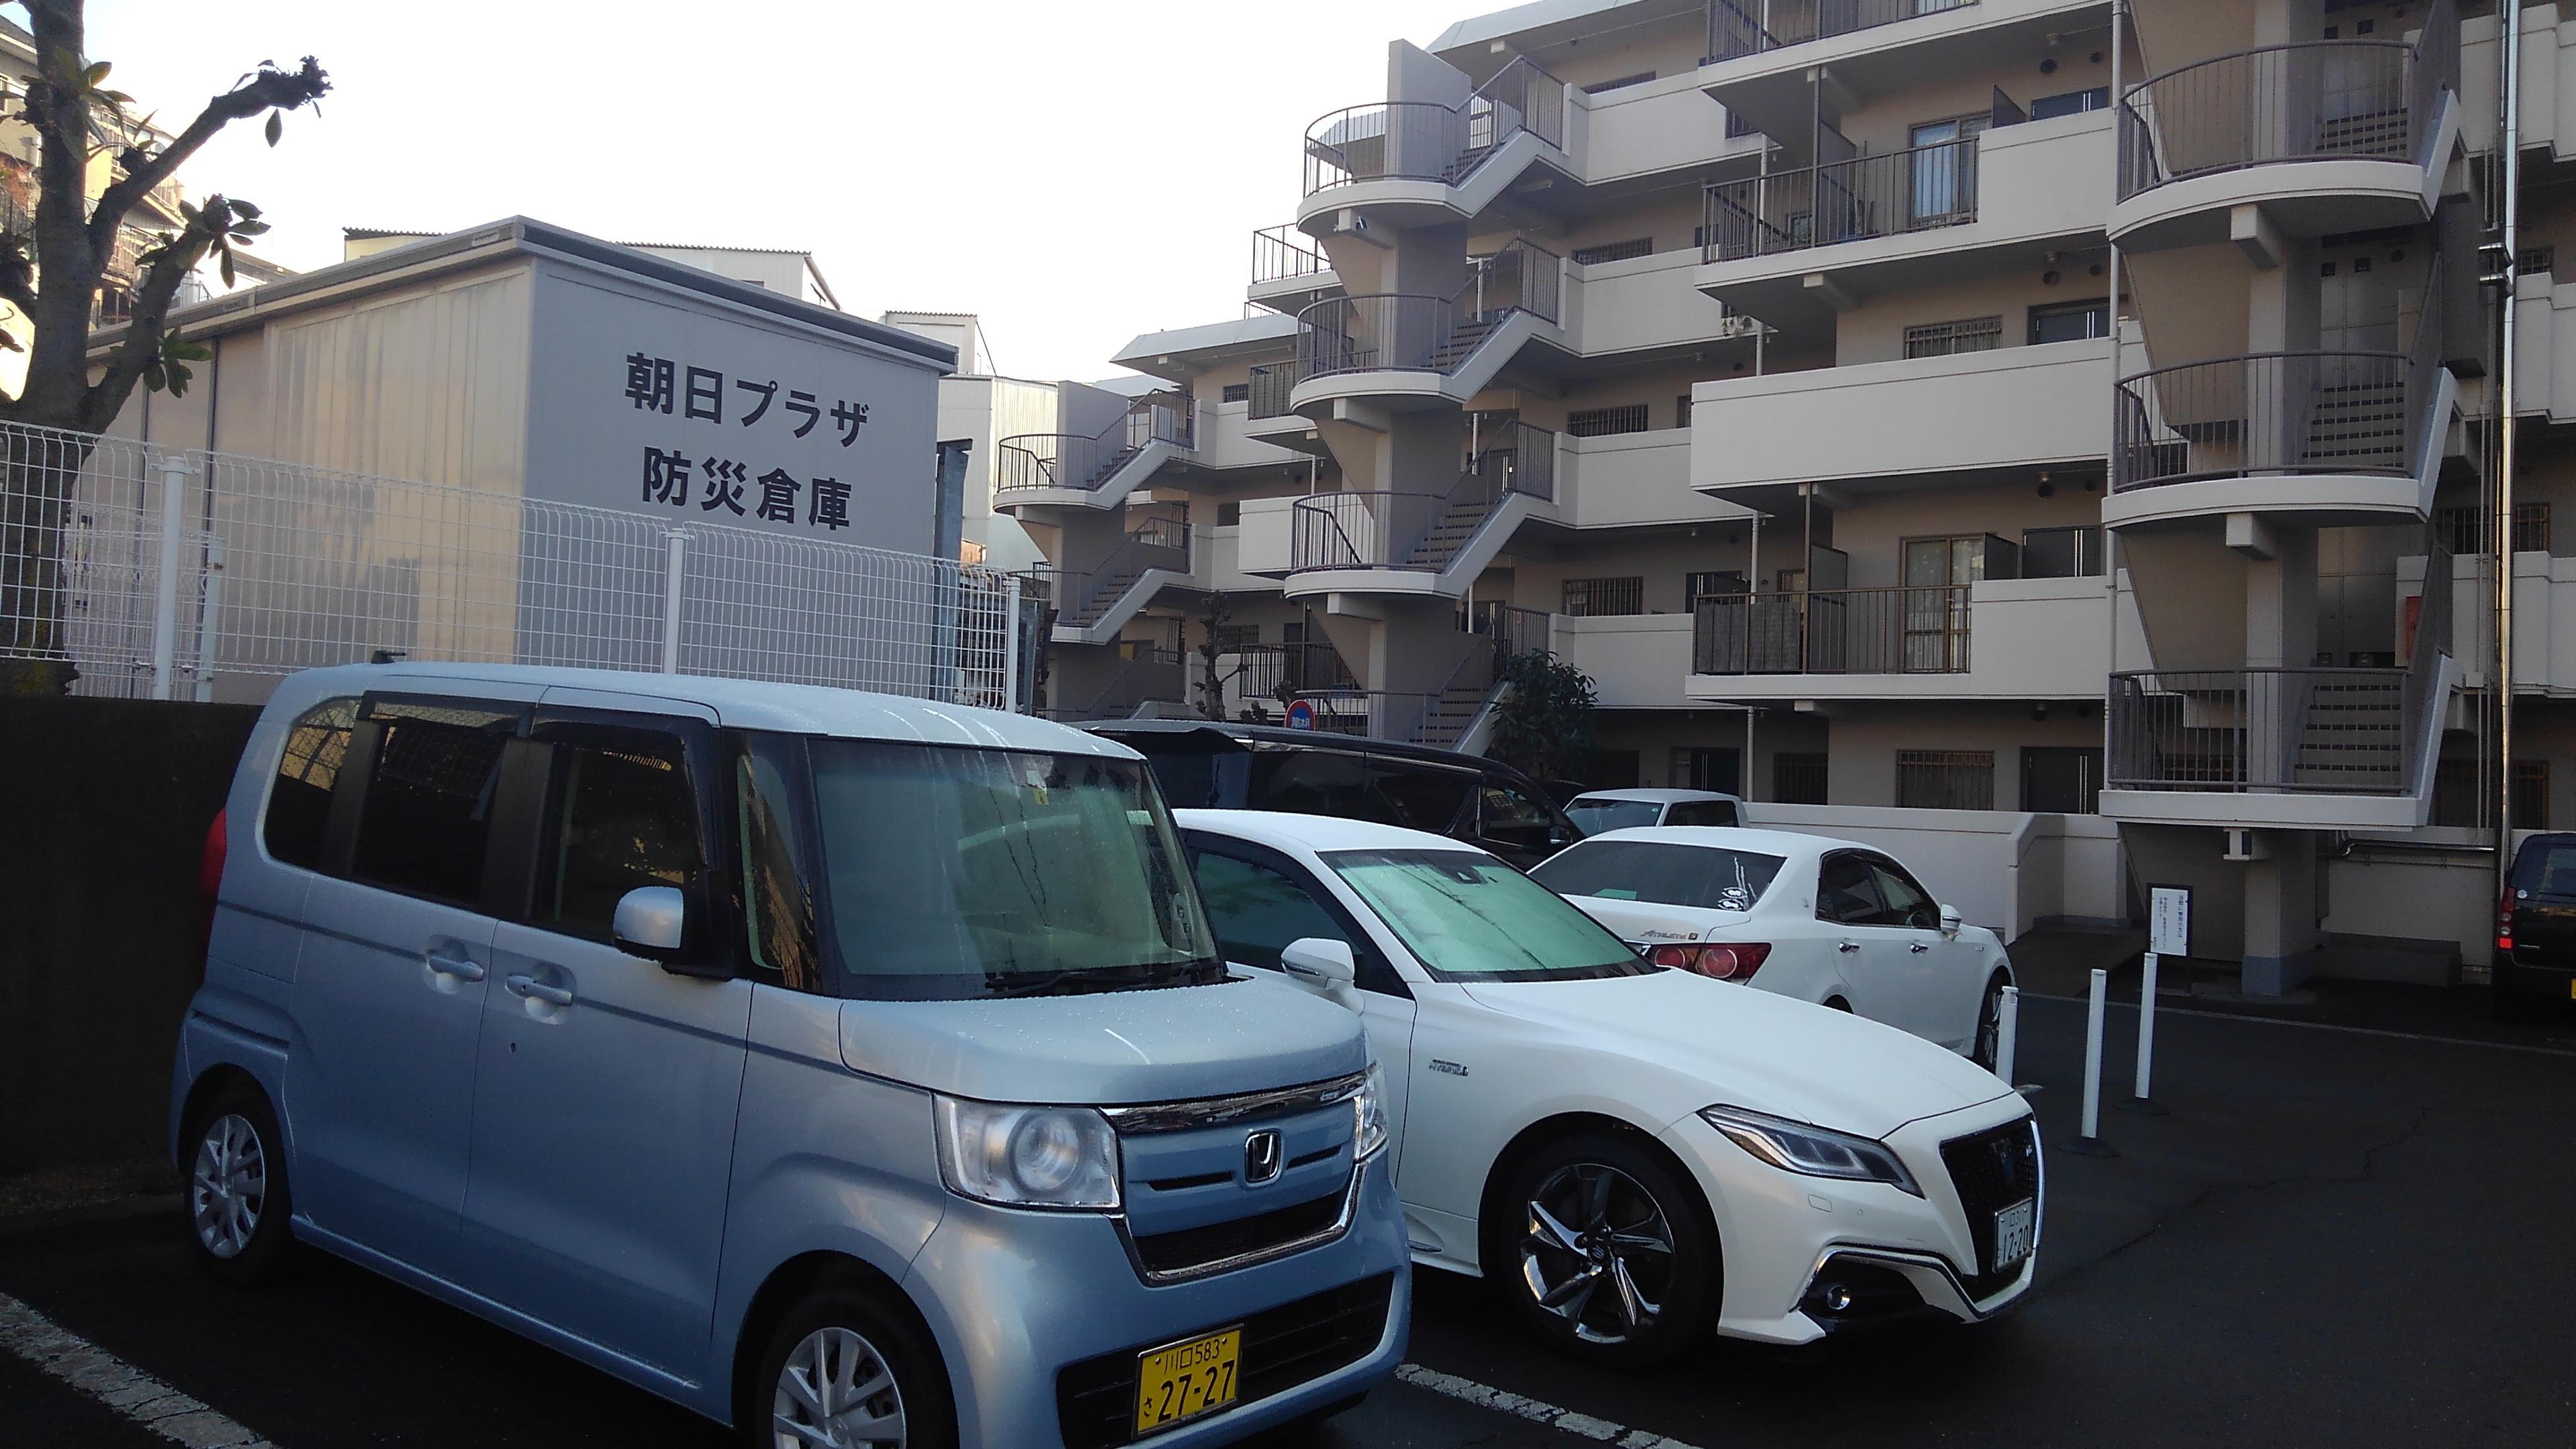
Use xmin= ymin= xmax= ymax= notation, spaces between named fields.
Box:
xmin=85 ymin=58 xmax=325 ymax=258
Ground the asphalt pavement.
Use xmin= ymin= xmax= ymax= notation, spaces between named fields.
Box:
xmin=5 ymin=994 xmax=2571 ymax=1448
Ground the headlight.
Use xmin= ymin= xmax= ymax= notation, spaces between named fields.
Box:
xmin=1697 ymin=1105 xmax=1921 ymax=1197
xmin=934 ymin=1097 xmax=1122 ymax=1210
xmin=1350 ymin=1063 xmax=1389 ymax=1161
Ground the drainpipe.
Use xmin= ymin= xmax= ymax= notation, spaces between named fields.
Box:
xmin=2497 ymin=0 xmax=2522 ymax=888
xmin=2104 ymin=0 xmax=2125 ymax=794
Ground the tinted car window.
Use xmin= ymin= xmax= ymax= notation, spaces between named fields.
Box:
xmin=1479 ymin=779 xmax=1558 ymax=853
xmin=534 ymin=729 xmax=703 ymax=944
xmin=1196 ymin=851 xmax=1352 ymax=971
xmin=350 ymin=704 xmax=516 ymax=906
xmin=1664 ymin=800 xmax=1740 ymax=827
xmin=2513 ymin=838 xmax=2576 ymax=899
xmin=1250 ymin=749 xmax=1402 ymax=825
xmin=736 ymin=735 xmax=823 ymax=992
xmin=265 ymin=697 xmax=356 ymax=869
xmin=1370 ymin=761 xmax=1474 ymax=834
xmin=1566 ymin=798 xmax=1661 ymax=835
xmin=1530 ymin=839 xmax=1784 ymax=912
xmin=1816 ymin=853 xmax=1883 ymax=926
xmin=1866 ymin=857 xmax=1939 ymax=930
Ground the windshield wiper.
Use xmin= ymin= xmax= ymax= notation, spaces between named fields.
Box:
xmin=982 ymin=959 xmax=1220 ymax=998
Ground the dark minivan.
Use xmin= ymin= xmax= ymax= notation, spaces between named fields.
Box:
xmin=2496 ymin=833 xmax=2576 ymax=1014
xmin=1086 ymin=720 xmax=1580 ymax=869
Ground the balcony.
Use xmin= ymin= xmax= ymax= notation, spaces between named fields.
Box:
xmin=1290 ymin=239 xmax=1564 ymax=414
xmin=2106 ymin=292 xmax=2453 ymax=531
xmin=1693 ymin=109 xmax=2110 ymax=329
xmin=1683 ymin=573 xmax=2114 ymax=702
xmin=2102 ymin=551 xmax=2456 ymax=830
xmin=994 ymin=393 xmax=1193 ymax=511
xmin=1295 ymin=59 xmax=1570 ymax=231
xmin=1250 ymin=224 xmax=1338 ymax=315
xmin=1554 ymin=612 xmax=1696 ymax=708
xmin=2111 ymin=4 xmax=2460 ymax=252
xmin=1564 ymin=245 xmax=1762 ymax=362
xmin=1285 ymin=422 xmax=1554 ymax=597
xmin=1689 ymin=338 xmax=2110 ymax=511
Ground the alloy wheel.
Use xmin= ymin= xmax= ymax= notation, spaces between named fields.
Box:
xmin=1975 ymin=978 xmax=2006 ymax=1071
xmin=1518 ymin=1161 xmax=1676 ymax=1344
xmin=189 ymin=1113 xmax=267 ymax=1260
xmin=773 ymin=1325 xmax=908 ymax=1449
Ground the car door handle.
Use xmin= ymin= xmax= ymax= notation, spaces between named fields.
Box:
xmin=1909 ymin=942 xmax=1931 ymax=953
xmin=505 ymin=973 xmax=575 ymax=1007
xmin=1837 ymin=941 xmax=1861 ymax=954
xmin=427 ymin=954 xmax=486 ymax=983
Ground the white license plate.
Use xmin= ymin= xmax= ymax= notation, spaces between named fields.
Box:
xmin=1991 ymin=1197 xmax=2037 ymax=1272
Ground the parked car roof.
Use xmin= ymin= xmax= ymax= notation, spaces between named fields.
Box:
xmin=1566 ymin=788 xmax=1744 ymax=805
xmin=1086 ymin=718 xmax=1527 ymax=773
xmin=1563 ymin=825 xmax=1837 ymax=859
xmin=1176 ymin=808 xmax=1488 ymax=857
xmin=280 ymin=663 xmax=1130 ymax=756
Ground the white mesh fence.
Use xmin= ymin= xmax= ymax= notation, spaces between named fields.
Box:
xmin=0 ymin=421 xmax=1023 ymax=708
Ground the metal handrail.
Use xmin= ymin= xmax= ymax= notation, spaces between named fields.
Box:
xmin=2116 ymin=0 xmax=2457 ymax=201
xmin=2107 ymin=665 xmax=2412 ymax=794
xmin=1292 ymin=239 xmax=1562 ymax=384
xmin=1253 ymin=225 xmax=1329 ymax=286
xmin=1701 ymin=137 xmax=1979 ymax=264
xmin=1246 ymin=365 xmax=1296 ymax=421
xmin=1691 ymin=583 xmax=1973 ymax=675
xmin=996 ymin=394 xmax=1194 ymax=496
xmin=1301 ymin=58 xmax=1565 ymax=196
xmin=1286 ymin=423 xmax=1556 ymax=576
xmin=1706 ymin=0 xmax=1978 ymax=65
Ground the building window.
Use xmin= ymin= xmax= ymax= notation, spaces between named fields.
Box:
xmin=1675 ymin=394 xmax=1693 ymax=428
xmin=2518 ymin=245 xmax=2556 ymax=276
xmin=1669 ymin=747 xmax=1740 ymax=793
xmin=1566 ymin=405 xmax=1651 ymax=437
xmin=2021 ymin=525 xmax=2106 ymax=579
xmin=1221 ymin=382 xmax=1250 ymax=403
xmin=1581 ymin=72 xmax=1657 ymax=95
xmin=2029 ymin=299 xmax=2112 ymax=345
xmin=1562 ymin=576 xmax=1645 ymax=616
xmin=2028 ymin=87 xmax=2110 ymax=120
xmin=1216 ymin=500 xmax=1242 ymax=527
xmin=1570 ymin=237 xmax=1654 ymax=265
xmin=1214 ymin=624 xmax=1260 ymax=654
xmin=1684 ymin=570 xmax=1746 ymax=609
xmin=1896 ymin=749 xmax=1995 ymax=810
xmin=1902 ymin=316 xmax=2002 ymax=359
xmin=2436 ymin=502 xmax=2551 ymax=555
xmin=1773 ymin=752 xmax=1828 ymax=804
xmin=2436 ymin=759 xmax=2551 ymax=828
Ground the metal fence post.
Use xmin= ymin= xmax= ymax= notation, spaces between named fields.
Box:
xmin=1004 ymin=574 xmax=1025 ymax=712
xmin=148 ymin=453 xmax=192 ymax=700
xmin=660 ymin=530 xmax=687 ymax=674
xmin=192 ymin=535 xmax=225 ymax=702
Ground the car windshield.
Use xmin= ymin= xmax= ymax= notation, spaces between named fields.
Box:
xmin=808 ymin=741 xmax=1222 ymax=999
xmin=1326 ymin=848 xmax=1651 ymax=982
xmin=1565 ymin=798 xmax=1662 ymax=835
xmin=1530 ymin=839 xmax=1784 ymax=914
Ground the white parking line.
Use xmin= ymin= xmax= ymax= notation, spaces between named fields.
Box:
xmin=1397 ymin=1362 xmax=1710 ymax=1448
xmin=0 ymin=1290 xmax=280 ymax=1448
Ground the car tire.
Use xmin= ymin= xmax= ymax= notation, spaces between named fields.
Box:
xmin=182 ymin=1083 xmax=295 ymax=1287
xmin=747 ymin=1277 xmax=955 ymax=1449
xmin=1488 ymin=1134 xmax=1717 ymax=1369
xmin=1970 ymin=973 xmax=2010 ymax=1072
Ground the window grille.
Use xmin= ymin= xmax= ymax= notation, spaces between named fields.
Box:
xmin=1896 ymin=750 xmax=1994 ymax=810
xmin=1571 ymin=237 xmax=1655 ymax=265
xmin=2434 ymin=759 xmax=2548 ymax=828
xmin=1581 ymin=72 xmax=1656 ymax=95
xmin=1213 ymin=625 xmax=1260 ymax=654
xmin=1772 ymin=752 xmax=1828 ymax=805
xmin=1566 ymin=405 xmax=1651 ymax=437
xmin=1903 ymin=316 xmax=2002 ymax=359
xmin=2519 ymin=245 xmax=2556 ymax=276
xmin=1561 ymin=576 xmax=1645 ymax=616
xmin=2436 ymin=502 xmax=2551 ymax=555
xmin=1221 ymin=382 xmax=1250 ymax=402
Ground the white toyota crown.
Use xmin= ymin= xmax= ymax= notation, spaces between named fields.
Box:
xmin=1532 ymin=826 xmax=2015 ymax=1069
xmin=1177 ymin=810 xmax=2042 ymax=1366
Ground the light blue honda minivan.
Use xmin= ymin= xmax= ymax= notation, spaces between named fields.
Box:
xmin=172 ymin=663 xmax=1406 ymax=1448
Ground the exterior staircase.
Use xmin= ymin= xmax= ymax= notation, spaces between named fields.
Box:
xmin=1411 ymin=681 xmax=1492 ymax=748
xmin=2301 ymin=376 xmax=2408 ymax=472
xmin=1399 ymin=489 xmax=1494 ymax=572
xmin=1062 ymin=568 xmax=1146 ymax=629
xmin=1424 ymin=316 xmax=1501 ymax=373
xmin=2292 ymin=683 xmax=2406 ymax=791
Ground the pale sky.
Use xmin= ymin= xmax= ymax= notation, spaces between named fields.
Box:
xmin=72 ymin=0 xmax=1482 ymax=383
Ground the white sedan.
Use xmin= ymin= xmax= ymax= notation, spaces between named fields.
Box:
xmin=1177 ymin=810 xmax=2040 ymax=1367
xmin=1530 ymin=826 xmax=2015 ymax=1069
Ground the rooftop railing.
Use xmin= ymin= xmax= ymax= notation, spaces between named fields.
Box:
xmin=1701 ymin=137 xmax=1978 ymax=264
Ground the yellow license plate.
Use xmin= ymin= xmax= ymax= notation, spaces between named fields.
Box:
xmin=1134 ymin=1326 xmax=1240 ymax=1435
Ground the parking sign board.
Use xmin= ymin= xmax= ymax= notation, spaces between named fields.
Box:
xmin=1284 ymin=699 xmax=1316 ymax=731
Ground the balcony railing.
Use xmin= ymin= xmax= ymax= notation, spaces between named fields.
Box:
xmin=1701 ymin=138 xmax=1978 ymax=264
xmin=1293 ymin=239 xmax=1562 ymax=384
xmin=1289 ymin=422 xmax=1556 ymax=576
xmin=1246 ymin=365 xmax=1296 ymax=421
xmin=2108 ymin=546 xmax=2451 ymax=795
xmin=1692 ymin=584 xmax=1972 ymax=675
xmin=1252 ymin=225 xmax=1329 ymax=287
xmin=996 ymin=394 xmax=1194 ymax=497
xmin=1236 ymin=640 xmax=1360 ymax=698
xmin=1302 ymin=58 xmax=1564 ymax=196
xmin=1705 ymin=0 xmax=1978 ymax=65
xmin=2116 ymin=0 xmax=2457 ymax=202
xmin=2114 ymin=262 xmax=2445 ymax=490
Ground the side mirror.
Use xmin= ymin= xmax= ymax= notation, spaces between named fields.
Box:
xmin=1279 ymin=937 xmax=1358 ymax=1004
xmin=613 ymin=885 xmax=689 ymax=966
xmin=1938 ymin=904 xmax=1964 ymax=938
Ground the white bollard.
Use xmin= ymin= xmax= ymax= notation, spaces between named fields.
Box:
xmin=2119 ymin=950 xmax=2169 ymax=1116
xmin=1994 ymin=984 xmax=2021 ymax=1087
xmin=2065 ymin=967 xmax=2118 ymax=1156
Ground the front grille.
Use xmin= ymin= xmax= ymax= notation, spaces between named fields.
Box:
xmin=1130 ymin=1187 xmax=1346 ymax=1277
xmin=1055 ymin=1273 xmax=1395 ymax=1449
xmin=1938 ymin=1116 xmax=2040 ymax=1301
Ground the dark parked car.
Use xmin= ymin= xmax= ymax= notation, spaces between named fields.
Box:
xmin=1085 ymin=720 xmax=1580 ymax=868
xmin=2496 ymin=833 xmax=2576 ymax=1015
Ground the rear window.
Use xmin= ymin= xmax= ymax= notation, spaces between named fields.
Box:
xmin=1530 ymin=839 xmax=1784 ymax=912
xmin=2514 ymin=839 xmax=2576 ymax=898
xmin=1664 ymin=800 xmax=1740 ymax=827
xmin=1566 ymin=798 xmax=1660 ymax=835
xmin=264 ymin=697 xmax=357 ymax=869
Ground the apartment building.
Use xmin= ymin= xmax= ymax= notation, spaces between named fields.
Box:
xmin=1004 ymin=0 xmax=2554 ymax=992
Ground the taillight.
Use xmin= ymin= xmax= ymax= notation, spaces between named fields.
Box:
xmin=198 ymin=809 xmax=227 ymax=961
xmin=2496 ymin=888 xmax=2516 ymax=956
xmin=1646 ymin=942 xmax=1771 ymax=981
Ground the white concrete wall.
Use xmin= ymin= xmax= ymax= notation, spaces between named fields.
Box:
xmin=1569 ymin=247 xmax=1759 ymax=359
xmin=1748 ymin=806 xmax=2128 ymax=941
xmin=1690 ymin=337 xmax=2112 ymax=492
xmin=1549 ymin=427 xmax=1756 ymax=531
xmin=1554 ymin=613 xmax=1695 ymax=708
xmin=1195 ymin=400 xmax=1317 ymax=472
xmin=1236 ymin=495 xmax=1298 ymax=575
xmin=1972 ymin=576 xmax=2118 ymax=697
xmin=1573 ymin=71 xmax=1747 ymax=186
